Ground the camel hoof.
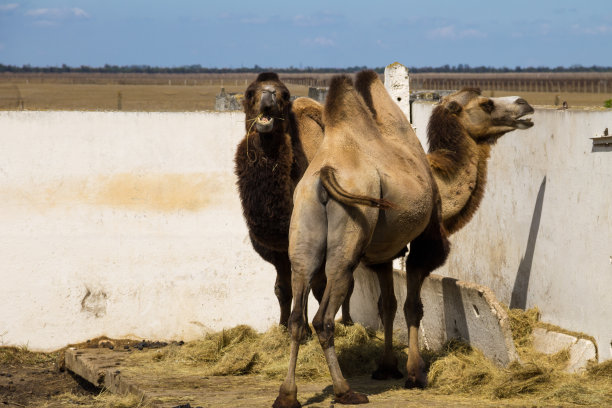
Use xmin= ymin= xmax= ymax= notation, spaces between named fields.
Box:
xmin=404 ymin=374 xmax=427 ymax=389
xmin=341 ymin=317 xmax=354 ymax=326
xmin=272 ymin=395 xmax=301 ymax=408
xmin=334 ymin=390 xmax=369 ymax=405
xmin=371 ymin=364 xmax=404 ymax=380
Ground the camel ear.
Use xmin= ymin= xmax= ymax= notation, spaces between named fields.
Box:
xmin=446 ymin=101 xmax=462 ymax=115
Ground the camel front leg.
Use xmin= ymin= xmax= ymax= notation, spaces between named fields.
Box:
xmin=370 ymin=262 xmax=403 ymax=380
xmin=403 ymin=265 xmax=428 ymax=389
xmin=273 ymin=258 xmax=292 ymax=327
xmin=403 ymin=211 xmax=450 ymax=389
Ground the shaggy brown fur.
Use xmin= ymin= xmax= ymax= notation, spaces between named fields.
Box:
xmin=234 ymin=73 xmax=354 ymax=329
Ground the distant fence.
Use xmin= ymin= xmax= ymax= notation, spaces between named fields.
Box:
xmin=1 ymin=72 xmax=611 ymax=93
xmin=411 ymin=72 xmax=612 ymax=93
xmin=284 ymin=73 xmax=612 ymax=93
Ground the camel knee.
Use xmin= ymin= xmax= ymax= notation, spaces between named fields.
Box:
xmin=288 ymin=309 xmax=306 ymax=342
xmin=312 ymin=315 xmax=334 ymax=349
xmin=274 ymin=281 xmax=292 ymax=305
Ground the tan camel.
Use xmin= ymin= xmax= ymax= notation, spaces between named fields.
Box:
xmin=273 ymin=71 xmax=450 ymax=407
xmin=234 ymin=73 xmax=354 ymax=331
xmin=426 ymin=88 xmax=534 ymax=234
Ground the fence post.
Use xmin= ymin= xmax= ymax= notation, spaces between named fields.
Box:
xmin=384 ymin=62 xmax=411 ymax=120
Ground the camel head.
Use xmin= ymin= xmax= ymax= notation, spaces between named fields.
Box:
xmin=243 ymin=72 xmax=291 ymax=135
xmin=438 ymin=88 xmax=534 ymax=144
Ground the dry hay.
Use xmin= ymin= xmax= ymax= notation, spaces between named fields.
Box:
xmin=0 ymin=345 xmax=58 ymax=367
xmin=47 ymin=391 xmax=151 ymax=408
xmin=426 ymin=308 xmax=612 ymax=405
xmin=124 ymin=323 xmax=403 ymax=381
xmin=122 ymin=309 xmax=612 ymax=406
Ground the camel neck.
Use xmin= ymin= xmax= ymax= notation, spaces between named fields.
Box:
xmin=429 ymin=135 xmax=491 ymax=235
xmin=254 ymin=131 xmax=288 ymax=159
xmin=234 ymin=130 xmax=296 ymax=251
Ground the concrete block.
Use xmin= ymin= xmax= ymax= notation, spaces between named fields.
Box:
xmin=308 ymin=87 xmax=328 ymax=104
xmin=351 ymin=270 xmax=518 ymax=367
xmin=568 ymin=339 xmax=597 ymax=373
xmin=532 ymin=327 xmax=575 ymax=354
xmin=532 ymin=328 xmax=597 ymax=373
xmin=418 ymin=274 xmax=518 ymax=367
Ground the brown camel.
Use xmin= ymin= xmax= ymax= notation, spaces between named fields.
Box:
xmin=274 ymin=71 xmax=450 ymax=407
xmin=426 ymin=89 xmax=534 ymax=234
xmin=234 ymin=72 xmax=354 ymax=330
xmin=373 ymin=88 xmax=534 ymax=323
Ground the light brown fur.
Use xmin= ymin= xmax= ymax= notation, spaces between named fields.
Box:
xmin=274 ymin=72 xmax=449 ymax=407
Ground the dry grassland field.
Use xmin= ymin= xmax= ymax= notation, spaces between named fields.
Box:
xmin=0 ymin=73 xmax=610 ymax=111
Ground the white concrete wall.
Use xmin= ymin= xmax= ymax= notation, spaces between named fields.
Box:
xmin=1 ymin=107 xmax=610 ymax=362
xmin=410 ymin=102 xmax=612 ymax=361
xmin=0 ymin=111 xmax=317 ymax=351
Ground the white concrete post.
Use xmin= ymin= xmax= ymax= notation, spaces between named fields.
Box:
xmin=384 ymin=62 xmax=411 ymax=121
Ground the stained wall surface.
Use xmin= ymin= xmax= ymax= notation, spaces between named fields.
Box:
xmin=1 ymin=107 xmax=610 ymax=362
xmin=0 ymin=111 xmax=319 ymax=351
xmin=411 ymin=102 xmax=612 ymax=361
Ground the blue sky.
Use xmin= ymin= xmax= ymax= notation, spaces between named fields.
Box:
xmin=0 ymin=0 xmax=611 ymax=68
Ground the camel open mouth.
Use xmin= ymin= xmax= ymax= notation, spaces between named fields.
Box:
xmin=515 ymin=115 xmax=534 ymax=129
xmin=255 ymin=114 xmax=275 ymax=133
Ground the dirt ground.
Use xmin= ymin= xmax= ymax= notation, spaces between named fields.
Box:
xmin=1 ymin=342 xmax=602 ymax=408
xmin=0 ymin=349 xmax=93 ymax=407
xmin=0 ymin=358 xmax=537 ymax=408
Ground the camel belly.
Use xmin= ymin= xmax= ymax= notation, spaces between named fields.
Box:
xmin=362 ymin=178 xmax=433 ymax=264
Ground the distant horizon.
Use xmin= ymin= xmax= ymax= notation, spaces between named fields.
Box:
xmin=2 ymin=62 xmax=612 ymax=74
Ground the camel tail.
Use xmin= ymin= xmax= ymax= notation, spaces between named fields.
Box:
xmin=319 ymin=166 xmax=395 ymax=210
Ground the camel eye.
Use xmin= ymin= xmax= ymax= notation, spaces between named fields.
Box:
xmin=246 ymin=90 xmax=255 ymax=100
xmin=282 ymin=91 xmax=290 ymax=101
xmin=480 ymin=100 xmax=494 ymax=113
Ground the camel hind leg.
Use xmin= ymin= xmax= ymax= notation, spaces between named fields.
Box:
xmin=310 ymin=200 xmax=377 ymax=405
xmin=274 ymin=186 xmax=327 ymax=408
xmin=403 ymin=206 xmax=449 ymax=389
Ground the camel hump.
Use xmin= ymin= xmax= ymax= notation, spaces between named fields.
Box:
xmin=354 ymin=70 xmax=379 ymax=89
xmin=256 ymin=72 xmax=280 ymax=82
xmin=354 ymin=69 xmax=410 ymax=132
xmin=323 ymin=75 xmax=354 ymax=122
xmin=319 ymin=166 xmax=395 ymax=210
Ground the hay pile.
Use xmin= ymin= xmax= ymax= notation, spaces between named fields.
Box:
xmin=51 ymin=391 xmax=150 ymax=408
xmin=125 ymin=309 xmax=612 ymax=405
xmin=126 ymin=323 xmax=403 ymax=381
xmin=426 ymin=308 xmax=612 ymax=405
